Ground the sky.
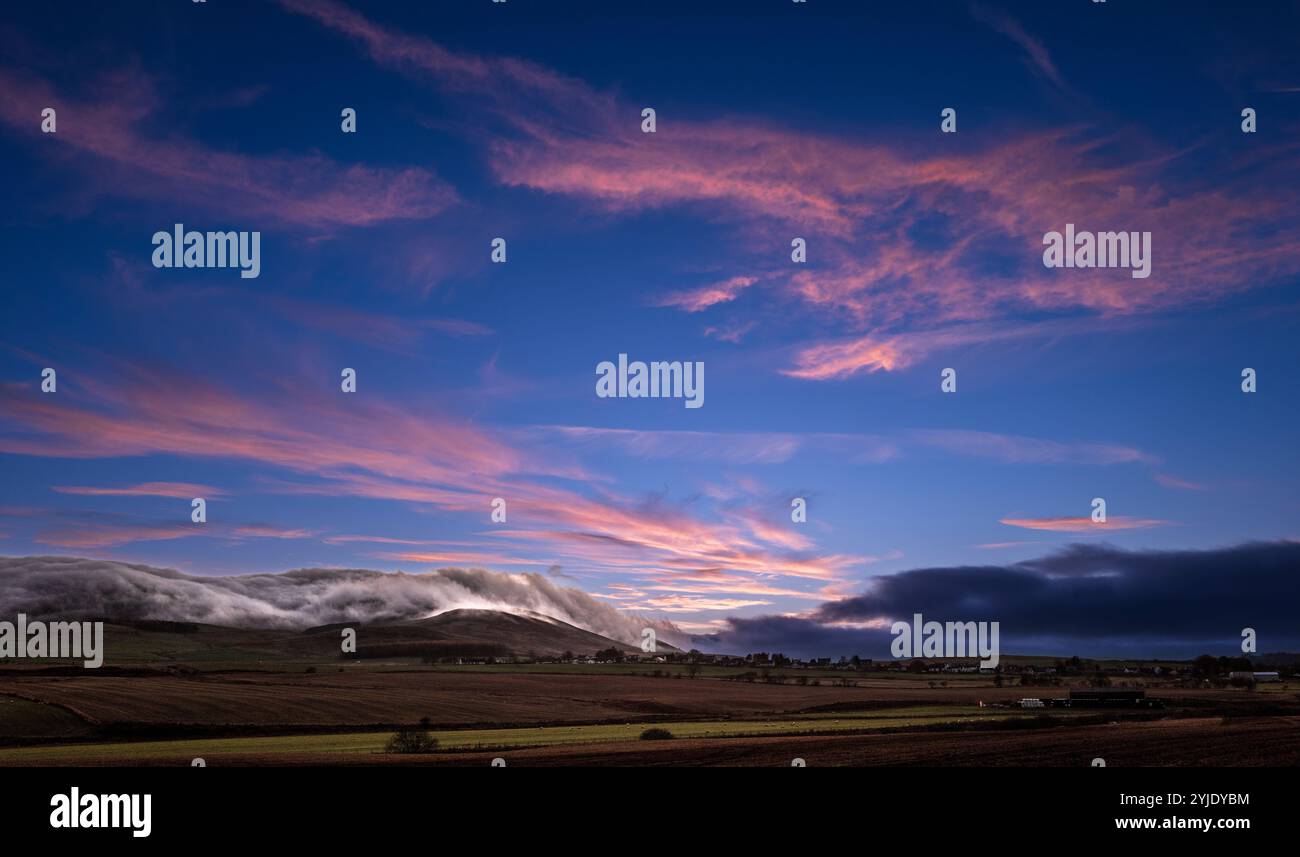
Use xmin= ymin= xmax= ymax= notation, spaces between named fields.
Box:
xmin=1 ymin=0 xmax=1298 ymax=658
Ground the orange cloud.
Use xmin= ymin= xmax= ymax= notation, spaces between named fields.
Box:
xmin=782 ymin=335 xmax=907 ymax=379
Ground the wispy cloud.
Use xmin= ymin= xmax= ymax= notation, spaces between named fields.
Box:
xmin=782 ymin=334 xmax=907 ymax=379
xmin=914 ymin=429 xmax=1154 ymax=466
xmin=53 ymin=482 xmax=227 ymax=499
xmin=538 ymin=426 xmax=805 ymax=464
xmin=0 ymin=64 xmax=457 ymax=228
xmin=0 ymin=363 xmax=866 ymax=598
xmin=654 ymin=276 xmax=759 ymax=312
xmin=619 ymin=594 xmax=773 ymax=614
xmin=35 ymin=521 xmax=204 ymax=549
xmin=1154 ymin=472 xmax=1207 ymax=491
xmin=10 ymin=505 xmax=320 ymax=548
xmin=968 ymin=3 xmax=1070 ymax=93
xmin=267 ymin=296 xmax=493 ymax=354
xmin=229 ymin=525 xmax=315 ymax=540
xmin=276 ymin=1 xmax=1300 ymax=387
xmin=1000 ymin=516 xmax=1169 ymax=533
xmin=703 ymin=319 xmax=758 ymax=343
xmin=538 ymin=425 xmax=1154 ymax=469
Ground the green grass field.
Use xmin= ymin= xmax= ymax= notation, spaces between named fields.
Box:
xmin=0 ymin=696 xmax=92 ymax=739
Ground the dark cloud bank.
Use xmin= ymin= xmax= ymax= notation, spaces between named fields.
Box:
xmin=694 ymin=542 xmax=1300 ymax=659
xmin=2 ymin=542 xmax=1297 ymax=660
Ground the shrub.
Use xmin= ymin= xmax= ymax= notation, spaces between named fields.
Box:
xmin=639 ymin=728 xmax=674 ymax=741
xmin=385 ymin=728 xmax=439 ymax=754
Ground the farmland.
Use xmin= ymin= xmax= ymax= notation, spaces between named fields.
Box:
xmin=2 ymin=703 xmax=1296 ymax=766
xmin=1 ymin=662 xmax=1297 ymax=766
xmin=1 ymin=620 xmax=1296 ymax=766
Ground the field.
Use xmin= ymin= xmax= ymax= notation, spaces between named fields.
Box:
xmin=2 ymin=689 xmax=1296 ymax=766
xmin=1 ymin=621 xmax=1296 ymax=766
xmin=2 ymin=665 xmax=1297 ymax=766
xmin=0 ymin=705 xmax=1022 ymax=763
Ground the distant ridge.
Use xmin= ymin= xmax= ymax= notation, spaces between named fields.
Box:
xmin=10 ymin=610 xmax=681 ymax=667
xmin=306 ymin=608 xmax=681 ymax=659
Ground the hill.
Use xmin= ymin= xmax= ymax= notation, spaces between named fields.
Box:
xmin=321 ymin=609 xmax=675 ymax=660
xmin=3 ymin=609 xmax=674 ymax=666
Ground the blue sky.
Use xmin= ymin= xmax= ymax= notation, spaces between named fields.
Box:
xmin=1 ymin=1 xmax=1298 ymax=656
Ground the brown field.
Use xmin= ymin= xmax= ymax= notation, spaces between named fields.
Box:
xmin=3 ymin=621 xmax=1295 ymax=766
xmin=0 ymin=670 xmax=1257 ymax=730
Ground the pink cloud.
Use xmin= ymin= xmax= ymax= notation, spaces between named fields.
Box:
xmin=0 ymin=65 xmax=456 ymax=228
xmin=376 ymin=551 xmax=555 ymax=569
xmin=35 ymin=521 xmax=202 ymax=549
xmin=1000 ymin=516 xmax=1169 ymax=532
xmin=615 ymin=595 xmax=773 ymax=614
xmin=1154 ymin=473 xmax=1207 ymax=491
xmin=703 ymin=320 xmax=758 ymax=343
xmin=782 ymin=334 xmax=907 ymax=379
xmin=0 ymin=364 xmax=864 ymax=591
xmin=655 ymin=276 xmax=759 ymax=312
xmin=53 ymin=482 xmax=226 ymax=499
xmin=727 ymin=509 xmax=813 ymax=552
xmin=969 ymin=3 xmax=1070 ymax=93
xmin=28 ymin=514 xmax=312 ymax=549
xmin=781 ymin=317 xmax=1126 ymax=381
xmin=272 ymin=0 xmax=1300 ymax=398
xmin=279 ymin=0 xmax=613 ymax=122
xmin=230 ymin=525 xmax=315 ymax=540
xmin=278 ymin=0 xmax=1300 ymax=361
xmin=322 ymin=535 xmax=454 ymax=546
